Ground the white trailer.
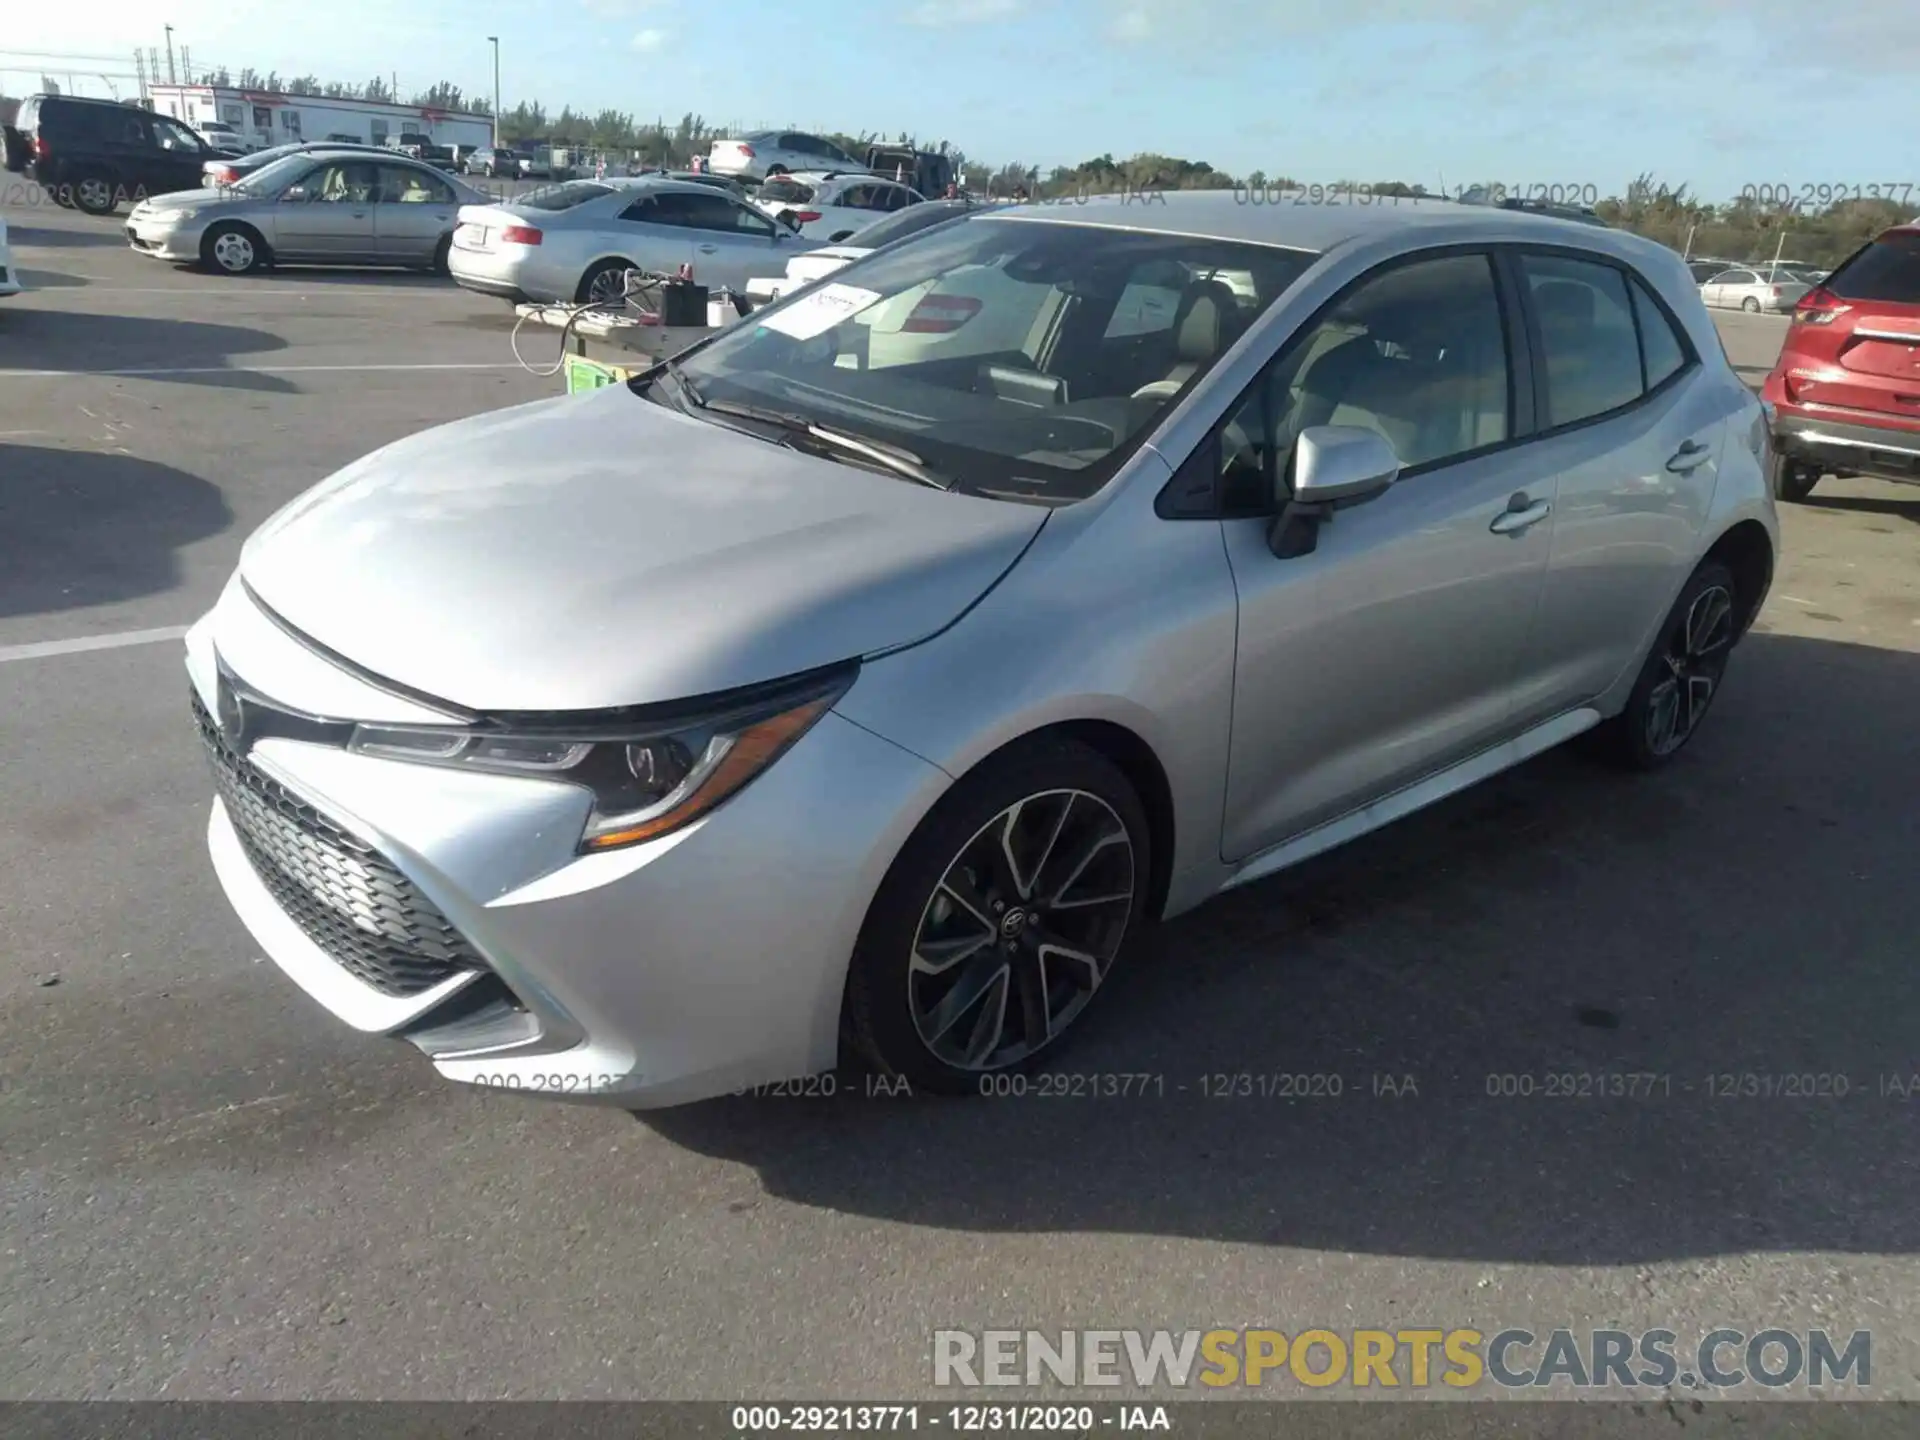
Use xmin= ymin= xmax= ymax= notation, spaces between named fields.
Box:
xmin=147 ymin=84 xmax=492 ymax=155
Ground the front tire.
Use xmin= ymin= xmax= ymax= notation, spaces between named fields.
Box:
xmin=1589 ymin=560 xmax=1740 ymax=771
xmin=842 ymin=737 xmax=1151 ymax=1094
xmin=201 ymin=222 xmax=269 ymax=275
xmin=428 ymin=234 xmax=452 ymax=275
xmin=1771 ymin=453 xmax=1819 ymax=503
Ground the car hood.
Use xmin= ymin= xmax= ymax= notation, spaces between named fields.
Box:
xmin=138 ymin=187 xmax=242 ymax=211
xmin=239 ymin=385 xmax=1047 ymax=714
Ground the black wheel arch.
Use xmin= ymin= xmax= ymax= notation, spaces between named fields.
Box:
xmin=1702 ymin=519 xmax=1774 ymax=636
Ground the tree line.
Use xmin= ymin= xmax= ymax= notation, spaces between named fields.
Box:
xmin=2 ymin=73 xmax=1904 ymax=265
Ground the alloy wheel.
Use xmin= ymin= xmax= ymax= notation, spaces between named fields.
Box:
xmin=586 ymin=267 xmax=629 ymax=304
xmin=908 ymin=789 xmax=1136 ymax=1071
xmin=1645 ymin=584 xmax=1734 ymax=757
xmin=76 ymin=176 xmax=114 ymax=211
xmin=212 ymin=231 xmax=256 ymax=272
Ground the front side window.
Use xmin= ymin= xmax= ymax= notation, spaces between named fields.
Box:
xmin=307 ymin=162 xmax=378 ymax=203
xmin=1519 ymin=253 xmax=1642 ymax=428
xmin=151 ymin=115 xmax=202 ymax=152
xmin=1214 ymin=252 xmax=1511 ymax=508
xmin=667 ymin=219 xmax=1314 ymax=503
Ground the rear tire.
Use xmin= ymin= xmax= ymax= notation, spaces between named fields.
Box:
xmin=1741 ymin=296 xmax=1761 ymax=313
xmin=71 ymin=171 xmax=119 ymax=215
xmin=766 ymin=164 xmax=788 ymax=177
xmin=1771 ymin=453 xmax=1819 ymax=503
xmin=841 ymin=737 xmax=1152 ymax=1095
xmin=1588 ymin=559 xmax=1741 ymax=772
xmin=575 ymin=258 xmax=632 ymax=306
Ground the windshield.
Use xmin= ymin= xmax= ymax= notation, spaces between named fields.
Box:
xmin=759 ymin=178 xmax=815 ymax=204
xmin=846 ymin=203 xmax=981 ymax=251
xmin=1825 ymin=233 xmax=1920 ymax=303
xmin=515 ymin=180 xmax=616 ymax=210
xmin=667 ymin=217 xmax=1315 ymax=503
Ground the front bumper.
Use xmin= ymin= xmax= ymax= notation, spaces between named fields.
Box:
xmin=188 ymin=580 xmax=949 ymax=1107
xmin=126 ymin=213 xmax=203 ymax=262
xmin=1770 ymin=405 xmax=1920 ymax=487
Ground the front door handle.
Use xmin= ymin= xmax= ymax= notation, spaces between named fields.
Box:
xmin=697 ymin=243 xmax=718 ymax=253
xmin=1490 ymin=494 xmax=1552 ymax=535
xmin=1667 ymin=439 xmax=1713 ymax=473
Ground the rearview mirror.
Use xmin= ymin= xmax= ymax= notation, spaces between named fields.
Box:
xmin=1268 ymin=425 xmax=1400 ymax=559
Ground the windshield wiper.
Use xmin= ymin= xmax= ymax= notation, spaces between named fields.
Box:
xmin=697 ymin=398 xmax=951 ymax=490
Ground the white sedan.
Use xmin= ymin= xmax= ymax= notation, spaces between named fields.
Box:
xmin=0 ymin=215 xmax=20 ymax=297
xmin=753 ymin=171 xmax=925 ymax=243
xmin=1699 ymin=266 xmax=1813 ymax=314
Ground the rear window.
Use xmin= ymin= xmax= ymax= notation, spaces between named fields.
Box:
xmin=760 ymin=178 xmax=814 ymax=204
xmin=516 ymin=181 xmax=614 ymax=211
xmin=1824 ymin=232 xmax=1920 ymax=303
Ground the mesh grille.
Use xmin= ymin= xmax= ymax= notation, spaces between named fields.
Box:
xmin=194 ymin=689 xmax=485 ymax=998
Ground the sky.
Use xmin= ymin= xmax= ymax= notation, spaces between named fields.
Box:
xmin=7 ymin=0 xmax=1920 ymax=203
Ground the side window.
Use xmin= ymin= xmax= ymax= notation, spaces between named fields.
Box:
xmin=370 ymin=119 xmax=390 ymax=143
xmin=1211 ymin=253 xmax=1511 ymax=511
xmin=112 ymin=111 xmax=150 ymax=145
xmin=152 ymin=116 xmax=201 ymax=152
xmin=729 ymin=201 xmax=777 ymax=238
xmin=1630 ymin=279 xmax=1687 ymax=391
xmin=252 ymin=106 xmax=272 ymax=131
xmin=378 ymin=164 xmax=450 ymax=203
xmin=311 ymin=163 xmax=377 ymax=203
xmin=1518 ymin=254 xmax=1643 ymax=428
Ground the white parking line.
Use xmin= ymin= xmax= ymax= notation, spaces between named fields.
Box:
xmin=0 ymin=625 xmax=190 ymax=664
xmin=0 ymin=362 xmax=532 ymax=379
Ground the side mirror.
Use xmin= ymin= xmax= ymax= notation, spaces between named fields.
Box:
xmin=280 ymin=185 xmax=307 ymax=202
xmin=1268 ymin=425 xmax=1400 ymax=559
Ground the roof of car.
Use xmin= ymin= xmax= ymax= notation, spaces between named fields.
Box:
xmin=985 ymin=188 xmax=1662 ymax=261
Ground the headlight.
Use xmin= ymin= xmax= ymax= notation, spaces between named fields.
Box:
xmin=344 ymin=665 xmax=854 ymax=853
xmin=153 ymin=208 xmax=197 ymax=225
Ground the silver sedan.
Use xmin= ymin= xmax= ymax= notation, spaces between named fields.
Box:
xmin=126 ymin=149 xmax=488 ymax=275
xmin=447 ymin=176 xmax=820 ymax=304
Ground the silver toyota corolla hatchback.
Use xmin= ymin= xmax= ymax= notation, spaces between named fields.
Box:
xmin=189 ymin=192 xmax=1778 ymax=1107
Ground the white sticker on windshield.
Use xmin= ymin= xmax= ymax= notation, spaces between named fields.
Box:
xmin=756 ymin=283 xmax=883 ymax=340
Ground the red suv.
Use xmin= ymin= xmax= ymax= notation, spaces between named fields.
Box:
xmin=1762 ymin=225 xmax=1920 ymax=502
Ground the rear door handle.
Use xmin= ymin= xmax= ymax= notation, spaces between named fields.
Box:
xmin=1667 ymin=439 xmax=1713 ymax=473
xmin=1490 ymin=495 xmax=1552 ymax=535
xmin=697 ymin=243 xmax=718 ymax=253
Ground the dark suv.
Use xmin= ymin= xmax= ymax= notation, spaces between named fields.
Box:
xmin=1763 ymin=226 xmax=1920 ymax=502
xmin=2 ymin=93 xmax=222 ymax=215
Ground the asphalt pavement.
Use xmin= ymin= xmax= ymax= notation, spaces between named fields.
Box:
xmin=2 ymin=196 xmax=1919 ymax=1403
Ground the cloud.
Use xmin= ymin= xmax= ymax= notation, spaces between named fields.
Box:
xmin=630 ymin=27 xmax=670 ymax=50
xmin=906 ymin=0 xmax=1018 ymax=27
xmin=1110 ymin=6 xmax=1151 ymax=40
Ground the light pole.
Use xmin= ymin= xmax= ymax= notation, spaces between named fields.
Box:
xmin=163 ymin=25 xmax=176 ymax=84
xmin=487 ymin=37 xmax=500 ymax=148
